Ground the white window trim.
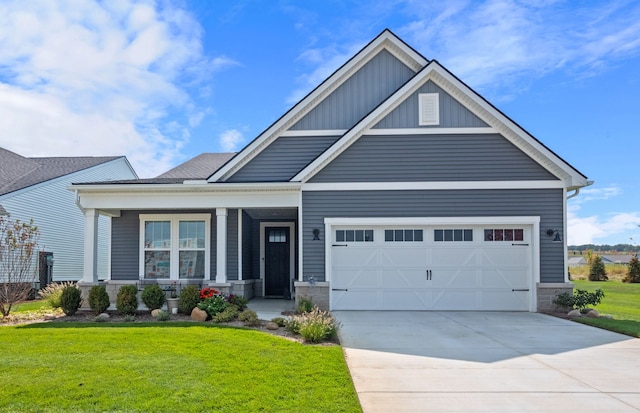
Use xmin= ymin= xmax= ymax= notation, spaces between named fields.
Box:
xmin=418 ymin=93 xmax=440 ymax=126
xmin=139 ymin=213 xmax=211 ymax=281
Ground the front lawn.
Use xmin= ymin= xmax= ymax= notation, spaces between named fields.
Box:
xmin=571 ymin=280 xmax=640 ymax=338
xmin=0 ymin=322 xmax=361 ymax=412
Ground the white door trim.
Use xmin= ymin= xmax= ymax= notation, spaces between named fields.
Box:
xmin=260 ymin=222 xmax=296 ymax=297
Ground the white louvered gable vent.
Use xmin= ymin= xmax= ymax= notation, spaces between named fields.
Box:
xmin=418 ymin=93 xmax=440 ymax=126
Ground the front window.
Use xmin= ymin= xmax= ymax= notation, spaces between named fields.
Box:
xmin=141 ymin=214 xmax=210 ymax=280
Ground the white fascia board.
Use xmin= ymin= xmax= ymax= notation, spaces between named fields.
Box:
xmin=70 ymin=182 xmax=301 ymax=193
xmin=302 ymin=180 xmax=564 ymax=191
xmin=78 ymin=190 xmax=300 ymax=210
xmin=366 ymin=127 xmax=496 ymax=135
xmin=325 ymin=216 xmax=541 ymax=226
xmin=208 ymin=31 xmax=427 ymax=183
xmin=426 ymin=63 xmax=588 ymax=188
xmin=279 ymin=129 xmax=347 ymax=137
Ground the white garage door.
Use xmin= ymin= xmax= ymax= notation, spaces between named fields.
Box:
xmin=330 ymin=225 xmax=532 ymax=311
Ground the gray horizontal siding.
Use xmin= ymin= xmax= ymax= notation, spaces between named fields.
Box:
xmin=111 ymin=210 xmax=218 ymax=281
xmin=290 ymin=49 xmax=415 ymax=130
xmin=227 ymin=209 xmax=238 ymax=281
xmin=242 ymin=211 xmax=254 ymax=280
xmin=227 ymin=136 xmax=340 ymax=182
xmin=302 ymin=189 xmax=564 ymax=283
xmin=374 ymin=80 xmax=488 ymax=129
xmin=310 ymin=134 xmax=558 ymax=182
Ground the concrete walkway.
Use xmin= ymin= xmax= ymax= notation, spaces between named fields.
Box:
xmin=333 ymin=311 xmax=640 ymax=412
xmin=247 ymin=298 xmax=294 ymax=320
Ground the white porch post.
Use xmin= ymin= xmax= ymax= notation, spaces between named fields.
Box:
xmin=82 ymin=208 xmax=99 ymax=283
xmin=216 ymin=208 xmax=227 ymax=283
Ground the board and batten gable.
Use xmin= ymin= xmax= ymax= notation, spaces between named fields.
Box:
xmin=374 ymin=80 xmax=489 ymax=129
xmin=290 ymin=49 xmax=416 ymax=131
xmin=308 ymin=133 xmax=558 ymax=182
xmin=0 ymin=157 xmax=136 ymax=281
xmin=301 ymin=189 xmax=565 ymax=284
xmin=225 ymin=136 xmax=340 ymax=182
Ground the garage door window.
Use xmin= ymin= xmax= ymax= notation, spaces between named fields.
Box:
xmin=484 ymin=229 xmax=524 ymax=242
xmin=434 ymin=229 xmax=473 ymax=242
xmin=385 ymin=229 xmax=423 ymax=242
xmin=336 ymin=229 xmax=374 ymax=242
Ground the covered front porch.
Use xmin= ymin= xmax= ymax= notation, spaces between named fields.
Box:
xmin=72 ymin=181 xmax=324 ymax=307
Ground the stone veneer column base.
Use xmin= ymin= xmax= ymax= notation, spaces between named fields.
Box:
xmin=294 ymin=282 xmax=330 ymax=311
xmin=537 ymin=282 xmax=574 ymax=312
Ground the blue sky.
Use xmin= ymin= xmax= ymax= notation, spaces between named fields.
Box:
xmin=0 ymin=0 xmax=639 ymax=246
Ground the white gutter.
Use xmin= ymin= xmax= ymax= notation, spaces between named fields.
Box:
xmin=567 ymin=180 xmax=594 ymax=199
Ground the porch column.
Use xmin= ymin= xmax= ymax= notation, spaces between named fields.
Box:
xmin=82 ymin=208 xmax=99 ymax=283
xmin=216 ymin=208 xmax=227 ymax=283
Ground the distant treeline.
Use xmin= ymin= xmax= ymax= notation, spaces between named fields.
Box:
xmin=568 ymin=244 xmax=640 ymax=253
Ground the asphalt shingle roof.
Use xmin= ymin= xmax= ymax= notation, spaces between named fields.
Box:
xmin=0 ymin=147 xmax=122 ymax=196
xmin=157 ymin=153 xmax=236 ymax=179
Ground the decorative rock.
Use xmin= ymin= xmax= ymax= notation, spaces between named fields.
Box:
xmin=191 ymin=307 xmax=208 ymax=322
xmin=151 ymin=309 xmax=161 ymax=317
xmin=567 ymin=309 xmax=581 ymax=318
xmin=43 ymin=314 xmax=57 ymax=321
xmin=96 ymin=313 xmax=110 ymax=320
xmin=602 ymin=314 xmax=613 ymax=319
xmin=586 ymin=309 xmax=600 ymax=318
xmin=266 ymin=322 xmax=279 ymax=330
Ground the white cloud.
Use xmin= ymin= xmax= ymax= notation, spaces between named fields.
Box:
xmin=567 ymin=203 xmax=640 ymax=245
xmin=0 ymin=0 xmax=225 ymax=177
xmin=397 ymin=0 xmax=640 ymax=93
xmin=219 ymin=129 xmax=244 ymax=152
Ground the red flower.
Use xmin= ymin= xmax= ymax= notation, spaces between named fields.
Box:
xmin=199 ymin=287 xmax=219 ymax=299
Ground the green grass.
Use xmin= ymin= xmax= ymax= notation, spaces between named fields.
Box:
xmin=0 ymin=323 xmax=362 ymax=412
xmin=571 ymin=280 xmax=640 ymax=337
xmin=11 ymin=299 xmax=53 ymax=313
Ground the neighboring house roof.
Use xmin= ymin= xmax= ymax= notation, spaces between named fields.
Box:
xmin=0 ymin=147 xmax=129 ymax=196
xmin=157 ymin=153 xmax=236 ymax=179
xmin=601 ymin=254 xmax=634 ymax=264
xmin=567 ymin=257 xmax=586 ymax=266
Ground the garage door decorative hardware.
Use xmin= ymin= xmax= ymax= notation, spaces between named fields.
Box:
xmin=425 ymin=270 xmax=433 ymax=280
xmin=332 ymin=288 xmax=348 ymax=291
xmin=332 ymin=244 xmax=348 ymax=247
xmin=512 ymin=243 xmax=529 ymax=246
xmin=511 ymin=289 xmax=530 ymax=292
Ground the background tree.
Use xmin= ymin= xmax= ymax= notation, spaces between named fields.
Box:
xmin=588 ymin=255 xmax=608 ymax=282
xmin=0 ymin=215 xmax=40 ymax=317
xmin=585 ymin=249 xmax=595 ymax=267
xmin=623 ymin=254 xmax=640 ymax=283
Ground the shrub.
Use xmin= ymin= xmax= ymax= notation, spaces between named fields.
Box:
xmin=227 ymin=294 xmax=248 ymax=310
xmin=59 ymin=285 xmax=83 ymax=316
xmin=623 ymin=254 xmax=640 ymax=283
xmin=554 ymin=288 xmax=605 ymax=311
xmin=141 ymin=284 xmax=165 ymax=310
xmin=212 ymin=305 xmax=239 ymax=323
xmin=271 ymin=317 xmax=287 ymax=327
xmin=198 ymin=295 xmax=228 ymax=317
xmin=178 ymin=285 xmax=200 ymax=314
xmin=88 ymin=285 xmax=110 ymax=314
xmin=297 ymin=297 xmax=314 ymax=314
xmin=116 ymin=285 xmax=138 ymax=316
xmin=284 ymin=317 xmax=301 ymax=334
xmin=39 ymin=282 xmax=75 ymax=309
xmin=123 ymin=314 xmax=136 ymax=322
xmin=238 ymin=309 xmax=259 ymax=326
xmin=588 ymin=255 xmax=608 ymax=281
xmin=290 ymin=307 xmax=340 ymax=343
xmin=155 ymin=310 xmax=170 ymax=321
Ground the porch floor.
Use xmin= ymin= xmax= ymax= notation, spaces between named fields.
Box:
xmin=247 ymin=298 xmax=295 ymax=321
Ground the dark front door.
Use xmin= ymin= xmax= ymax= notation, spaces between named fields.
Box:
xmin=265 ymin=227 xmax=290 ymax=297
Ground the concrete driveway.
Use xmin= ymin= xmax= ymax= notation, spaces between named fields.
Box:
xmin=332 ymin=311 xmax=640 ymax=412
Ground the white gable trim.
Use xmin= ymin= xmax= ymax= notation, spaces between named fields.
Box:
xmin=302 ymin=180 xmax=564 ymax=191
xmin=292 ymin=62 xmax=587 ymax=188
xmin=208 ymin=30 xmax=427 ymax=183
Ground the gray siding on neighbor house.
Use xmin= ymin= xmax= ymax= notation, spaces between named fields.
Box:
xmin=374 ymin=80 xmax=489 ymax=129
xmin=111 ymin=210 xmax=218 ymax=281
xmin=226 ymin=136 xmax=341 ymax=182
xmin=302 ymin=189 xmax=564 ymax=283
xmin=309 ymin=134 xmax=558 ymax=182
xmin=290 ymin=50 xmax=415 ymax=130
